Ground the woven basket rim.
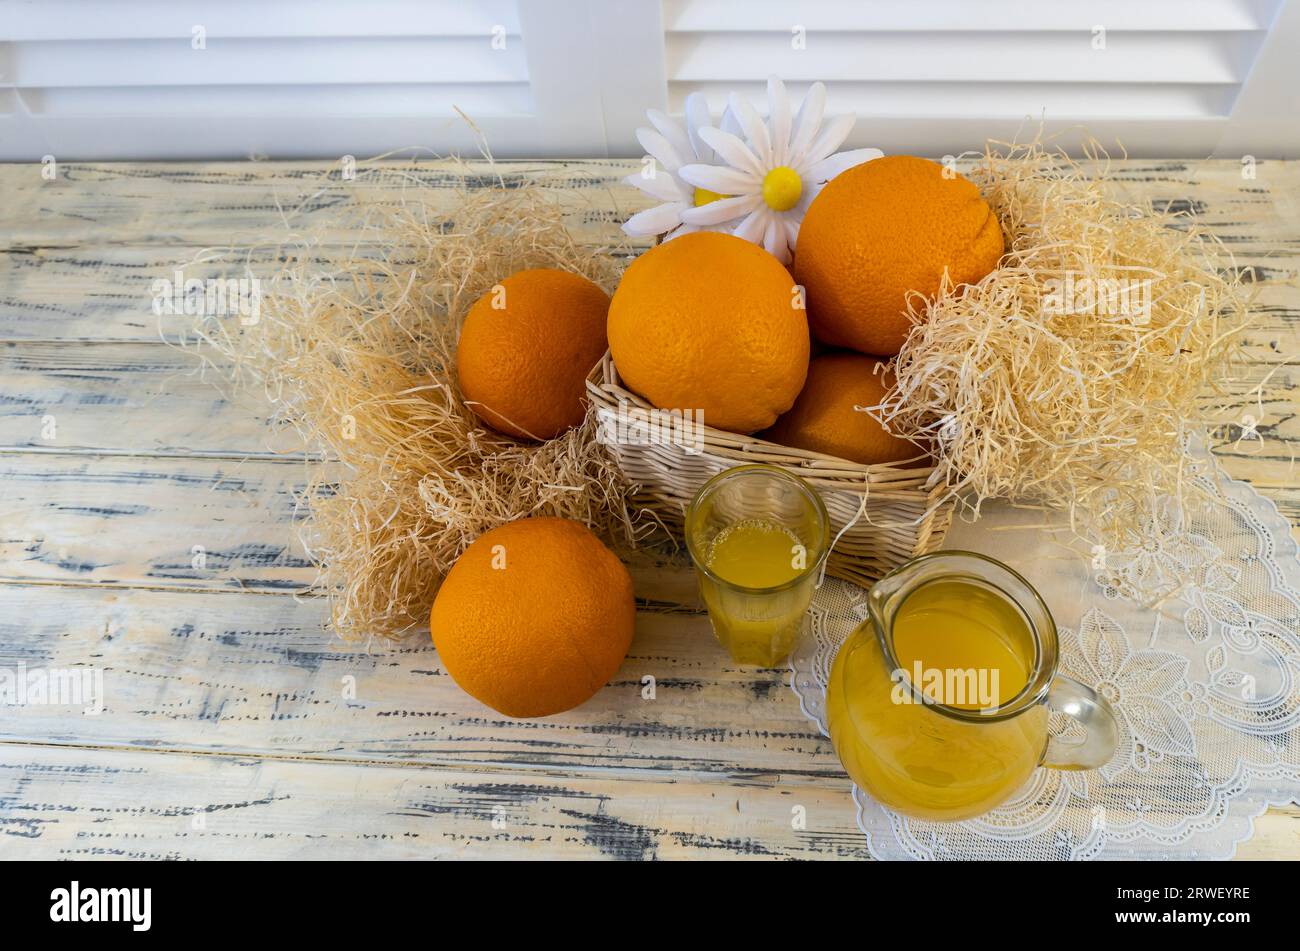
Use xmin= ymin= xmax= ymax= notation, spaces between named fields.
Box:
xmin=585 ymin=349 xmax=944 ymax=493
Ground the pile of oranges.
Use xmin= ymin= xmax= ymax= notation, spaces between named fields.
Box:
xmin=456 ymin=154 xmax=1001 ymax=459
xmin=432 ymin=153 xmax=1004 ymax=720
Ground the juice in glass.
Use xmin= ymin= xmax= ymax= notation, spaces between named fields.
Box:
xmin=686 ymin=466 xmax=829 ymax=667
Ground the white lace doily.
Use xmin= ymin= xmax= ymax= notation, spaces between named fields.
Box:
xmin=790 ymin=440 xmax=1300 ymax=860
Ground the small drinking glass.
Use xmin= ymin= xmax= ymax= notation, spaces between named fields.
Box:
xmin=685 ymin=465 xmax=830 ymax=667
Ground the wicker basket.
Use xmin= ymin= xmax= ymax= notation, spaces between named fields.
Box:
xmin=586 ymin=351 xmax=954 ymax=587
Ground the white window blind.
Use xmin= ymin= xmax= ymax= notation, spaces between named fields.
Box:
xmin=662 ymin=0 xmax=1298 ymax=158
xmin=0 ymin=0 xmax=662 ymax=159
xmin=1 ymin=0 xmax=1296 ymax=160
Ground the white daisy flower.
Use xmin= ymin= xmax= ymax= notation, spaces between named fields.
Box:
xmin=621 ymin=93 xmax=747 ymax=241
xmin=677 ymin=78 xmax=883 ymax=264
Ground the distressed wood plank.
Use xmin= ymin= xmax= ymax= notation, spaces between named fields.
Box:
xmin=1 ymin=242 xmax=1292 ymax=354
xmin=0 ymin=160 xmax=644 ymax=249
xmin=1238 ymin=811 xmax=1300 ymax=860
xmin=0 ymin=744 xmax=1292 ymax=860
xmin=0 ymin=340 xmax=1294 ymax=464
xmin=9 ymin=158 xmax=1296 ymax=244
xmin=0 ymin=452 xmax=317 ymax=591
xmin=0 ymin=451 xmax=704 ymax=597
xmin=0 ymin=157 xmax=1297 ymax=859
xmin=0 ymin=577 xmax=1293 ymax=858
xmin=0 ymin=342 xmax=310 ymax=457
xmin=0 ymin=582 xmax=842 ymax=778
xmin=0 ymin=744 xmax=869 ymax=860
xmin=1 ymin=158 xmax=1296 ymax=346
xmin=0 ymin=245 xmax=391 ymax=343
xmin=0 ymin=244 xmax=645 ymax=343
xmin=1 ymin=447 xmax=1295 ymax=595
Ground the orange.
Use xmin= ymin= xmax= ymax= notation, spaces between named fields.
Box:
xmin=608 ymin=232 xmax=809 ymax=434
xmin=457 ymin=268 xmax=610 ymax=440
xmin=763 ymin=353 xmax=919 ymax=466
xmin=429 ymin=517 xmax=635 ymax=718
xmin=794 ymin=155 xmax=1003 ymax=357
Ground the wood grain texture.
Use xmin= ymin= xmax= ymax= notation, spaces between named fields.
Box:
xmin=1 ymin=745 xmax=1293 ymax=861
xmin=0 ymin=452 xmax=317 ymax=591
xmin=0 ymin=343 xmax=307 ymax=457
xmin=0 ymin=581 xmax=841 ymax=777
xmin=0 ymin=745 xmax=874 ymax=861
xmin=0 ymin=157 xmax=1296 ymax=860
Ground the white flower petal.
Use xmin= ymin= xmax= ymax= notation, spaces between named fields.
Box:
xmin=733 ymin=207 xmax=768 ymax=244
xmin=784 ymin=215 xmax=800 ymax=250
xmin=767 ymin=76 xmax=791 ymax=167
xmin=728 ymin=92 xmax=773 ymax=165
xmin=805 ymin=147 xmax=883 ymax=184
xmin=678 ymin=163 xmax=760 ymax=195
xmin=623 ymin=171 xmax=688 ymax=204
xmin=763 ymin=215 xmax=788 ymax=262
xmin=719 ymin=104 xmax=743 ymax=139
xmin=622 ymin=201 xmax=689 ymax=237
xmin=793 ymin=178 xmax=824 ymax=217
xmin=636 ymin=127 xmax=684 ymax=172
xmin=646 ymin=109 xmax=694 ymax=167
xmin=684 ymin=92 xmax=715 ymax=163
xmin=697 ymin=127 xmax=765 ymax=179
xmin=804 ymin=113 xmax=855 ymax=167
xmin=788 ymin=82 xmax=827 ymax=164
xmin=680 ymin=192 xmax=761 ymax=226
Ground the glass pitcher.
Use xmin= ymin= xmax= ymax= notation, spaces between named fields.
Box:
xmin=827 ymin=551 xmax=1119 ymax=821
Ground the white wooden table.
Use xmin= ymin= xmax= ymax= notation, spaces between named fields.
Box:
xmin=0 ymin=158 xmax=1297 ymax=859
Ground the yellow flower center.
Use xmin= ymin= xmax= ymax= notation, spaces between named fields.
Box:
xmin=761 ymin=166 xmax=802 ymax=212
xmin=693 ymin=186 xmax=728 ymax=207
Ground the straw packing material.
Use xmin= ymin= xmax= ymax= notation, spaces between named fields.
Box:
xmin=189 ymin=176 xmax=639 ymax=640
xmin=878 ymin=140 xmax=1254 ymax=555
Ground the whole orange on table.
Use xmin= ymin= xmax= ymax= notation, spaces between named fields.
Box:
xmin=763 ymin=352 xmax=919 ymax=466
xmin=794 ymin=155 xmax=1004 ymax=356
xmin=608 ymin=231 xmax=809 ymax=434
xmin=457 ymin=268 xmax=610 ymax=440
xmin=430 ymin=517 xmax=635 ymax=718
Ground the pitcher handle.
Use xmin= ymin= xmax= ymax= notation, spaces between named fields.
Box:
xmin=1041 ymin=676 xmax=1120 ymax=771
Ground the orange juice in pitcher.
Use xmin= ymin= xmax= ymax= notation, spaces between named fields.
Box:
xmin=827 ymin=552 xmax=1119 ymax=821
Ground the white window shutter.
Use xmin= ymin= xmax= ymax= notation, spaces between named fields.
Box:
xmin=1216 ymin=0 xmax=1300 ymax=157
xmin=0 ymin=0 xmax=660 ymax=160
xmin=0 ymin=0 xmax=1297 ymax=160
xmin=647 ymin=0 xmax=1300 ymax=159
xmin=515 ymin=0 xmax=665 ymax=156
